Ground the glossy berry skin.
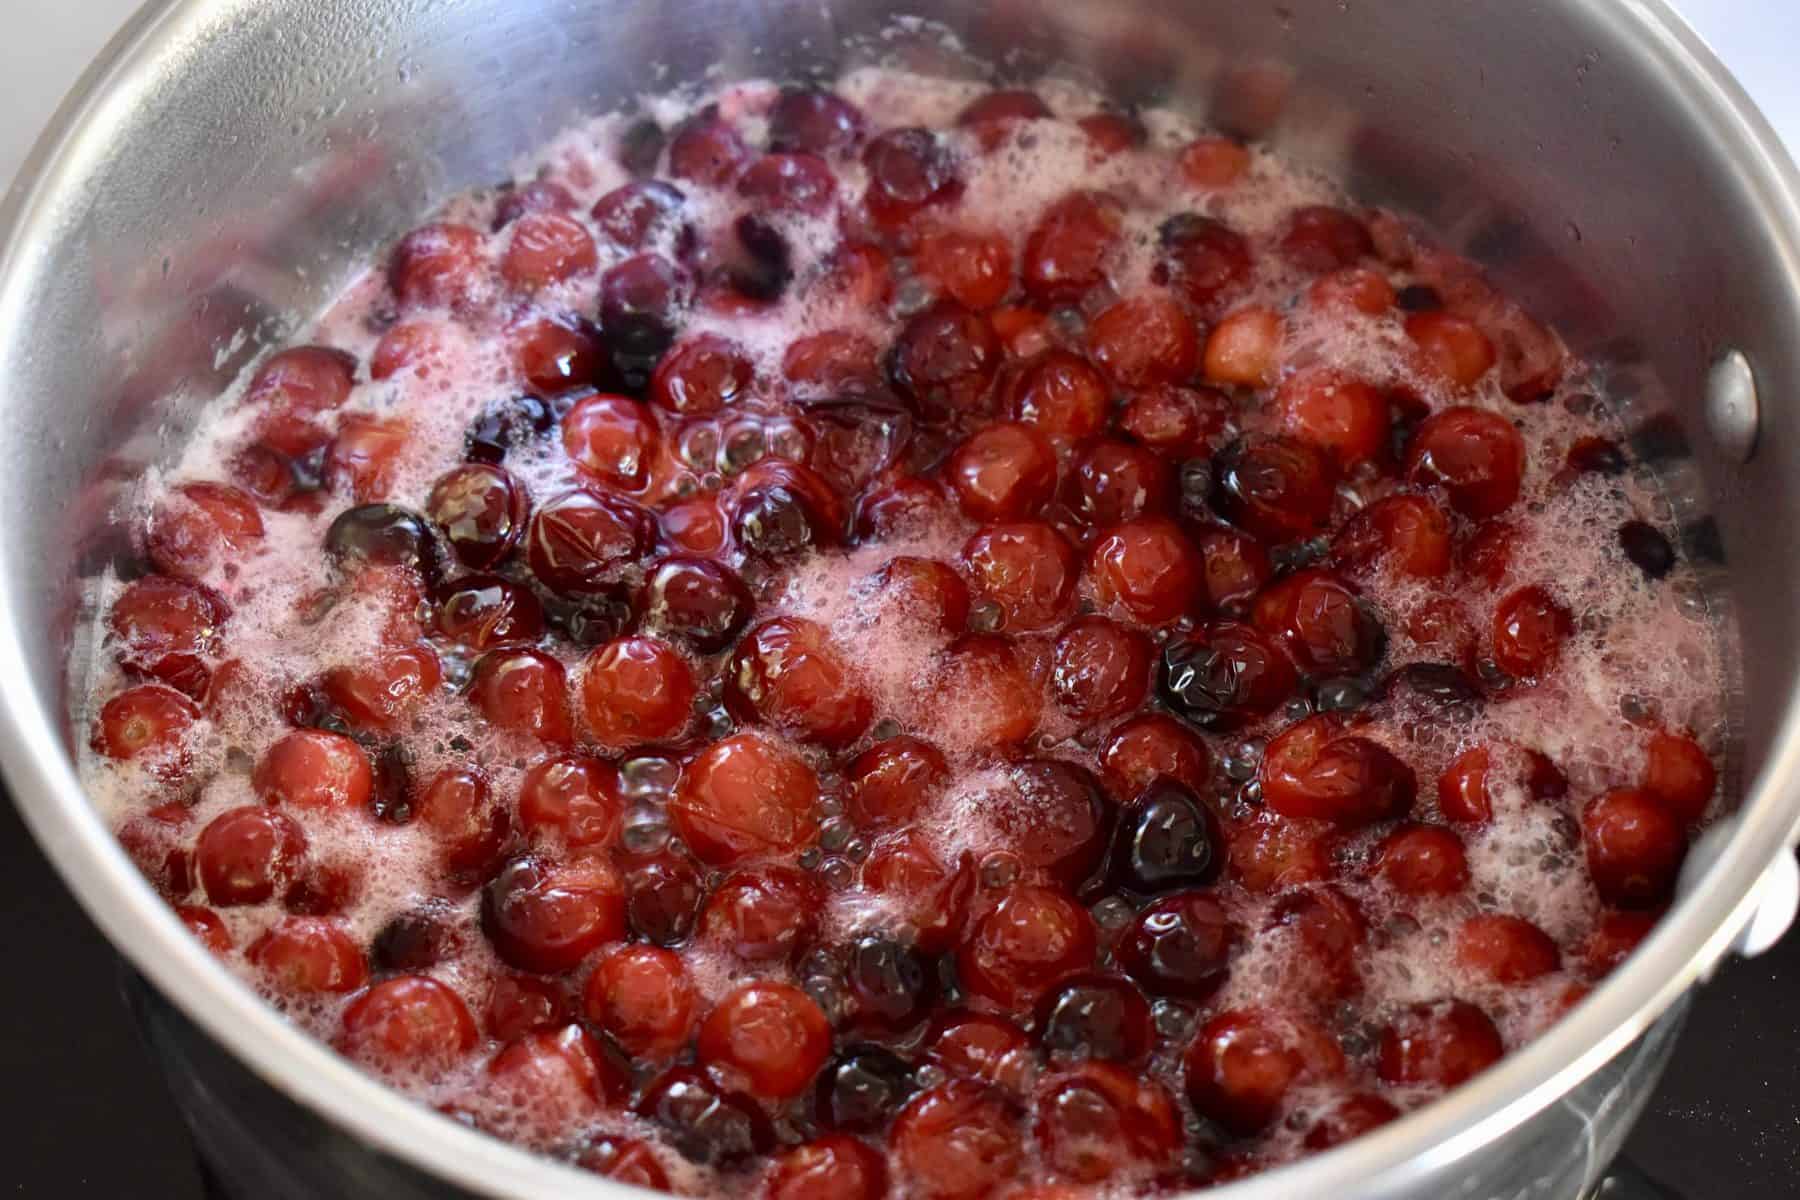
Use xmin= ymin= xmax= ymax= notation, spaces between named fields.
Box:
xmin=1052 ymin=617 xmax=1152 ymax=721
xmin=1250 ymin=568 xmax=1385 ymax=676
xmin=582 ymin=944 xmax=695 ymax=1060
xmin=1406 ymin=407 xmax=1526 ymax=519
xmin=1278 ymin=206 xmax=1373 ymax=274
xmin=925 ymin=1012 xmax=1031 ymax=1092
xmin=889 ymin=303 xmax=1000 ymax=415
xmin=480 ymin=853 xmax=625 ymax=974
xmin=1005 ymin=350 xmax=1109 ymax=443
xmin=636 ymin=1066 xmax=775 ymax=1167
xmin=1211 ymin=436 xmax=1339 ymax=543
xmin=92 ymin=684 xmax=201 ymax=776
xmin=1034 ymin=1062 xmax=1181 ymax=1182
xmin=1407 ymin=311 xmax=1498 ymax=388
xmin=579 ymin=635 xmax=696 ymax=746
xmin=948 ymin=422 xmax=1059 ymax=522
xmin=1066 ymin=440 xmax=1176 ymax=528
xmin=697 ymin=866 xmax=820 ymax=965
xmin=415 ymin=768 xmax=510 ymax=882
xmin=846 ymin=736 xmax=949 ymax=828
xmin=1087 ymin=294 xmax=1200 ymax=389
xmin=146 ymin=482 xmax=265 ymax=581
xmin=487 ymin=1024 xmax=628 ymax=1125
xmin=1035 ymin=973 xmax=1154 ymax=1066
xmin=1377 ymin=1000 xmax=1505 ymax=1087
xmin=561 ymin=394 xmax=659 ymax=490
xmin=389 ymin=223 xmax=485 ymax=311
xmin=1457 ymin=914 xmax=1561 ymax=984
xmin=1275 ymin=368 xmax=1389 ymax=467
xmin=1333 ymin=493 xmax=1453 ymax=579
xmin=254 ymin=730 xmax=373 ymax=812
xmin=1160 ymin=621 xmax=1299 ymax=730
xmin=1259 ymin=715 xmax=1417 ymax=826
xmin=861 ymin=128 xmax=960 ymax=228
xmin=1582 ymin=788 xmax=1687 ymax=908
xmin=196 ymin=807 xmax=307 ymax=907
xmin=1184 ymin=1008 xmax=1345 ymax=1136
xmin=470 ymin=648 xmax=573 ymax=744
xmin=962 ymin=522 xmax=1077 ymax=632
xmin=697 ymin=982 xmax=832 ymax=1100
xmin=1022 ymin=191 xmax=1123 ymax=303
xmin=816 ymin=1045 xmax=917 ymax=1133
xmin=247 ymin=916 xmax=368 ymax=994
xmin=769 ymin=88 xmax=866 ymax=156
xmin=670 ymin=733 xmax=820 ymax=865
xmin=1088 ymin=518 xmax=1207 ymax=626
xmin=339 ymin=976 xmax=478 ymax=1069
xmin=957 ymin=885 xmax=1097 ymax=1012
xmin=891 ymin=1082 xmax=1024 ymax=1200
xmin=993 ymin=759 xmax=1112 ymax=888
xmin=1156 ymin=214 xmax=1252 ymax=315
xmin=1377 ymin=823 xmax=1470 ymax=897
xmin=525 ymin=488 xmax=655 ymax=594
xmin=516 ymin=754 xmax=622 ymax=850
xmin=641 ymin=555 xmax=752 ymax=652
xmin=321 ymin=643 xmax=443 ymax=734
xmin=1491 ymin=585 xmax=1572 ymax=682
xmin=1115 ymin=891 xmax=1237 ymax=1002
xmin=107 ymin=576 xmax=227 ymax=700
xmin=725 ymin=616 xmax=873 ymax=747
xmin=622 ymin=850 xmax=706 ymax=948
xmin=1101 ymin=713 xmax=1213 ymax=798
xmin=1109 ymin=780 xmax=1225 ymax=894
xmin=434 ymin=574 xmax=543 ymax=651
xmin=1642 ymin=730 xmax=1716 ymax=827
xmin=766 ymin=1136 xmax=889 ymax=1200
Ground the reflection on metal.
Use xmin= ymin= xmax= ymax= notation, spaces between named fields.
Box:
xmin=1705 ymin=349 xmax=1760 ymax=463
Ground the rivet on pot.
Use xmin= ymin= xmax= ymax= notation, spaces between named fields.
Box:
xmin=1704 ymin=348 xmax=1759 ymax=463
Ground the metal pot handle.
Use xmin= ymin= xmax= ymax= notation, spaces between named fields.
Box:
xmin=1676 ymin=822 xmax=1799 ymax=962
xmin=1592 ymin=1159 xmax=1683 ymax=1199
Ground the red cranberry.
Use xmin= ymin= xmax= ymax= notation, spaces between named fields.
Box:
xmin=1308 ymin=267 xmax=1397 ymax=316
xmin=1190 ymin=525 xmax=1272 ymax=614
xmin=147 ymin=482 xmax=265 ymax=581
xmin=196 ymin=806 xmax=307 ymax=906
xmin=1035 ymin=1062 xmax=1180 ymax=1182
xmin=1178 ymin=137 xmax=1250 ymax=188
xmin=389 ymin=223 xmax=485 ymax=311
xmin=493 ymin=179 xmax=575 ymax=229
xmin=1159 ymin=621 xmax=1298 ymax=729
xmin=698 ymin=865 xmax=820 ymax=964
xmin=371 ymin=320 xmax=453 ymax=382
xmin=926 ymin=1012 xmax=1031 ymax=1092
xmin=1203 ymin=305 xmax=1284 ymax=386
xmin=576 ymin=1137 xmax=673 ymax=1191
xmin=1116 ymin=891 xmax=1237 ymax=1001
xmin=1184 ymin=1008 xmax=1345 ymax=1135
xmin=860 ymin=834 xmax=975 ymax=956
xmin=732 ymin=460 xmax=847 ymax=559
xmin=511 ymin=315 xmax=608 ymax=394
xmin=426 ymin=464 xmax=528 ymax=569
xmin=525 ymin=488 xmax=654 ymax=594
xmin=480 ymin=853 xmax=625 ymax=974
xmin=560 ymin=394 xmax=658 ymax=490
xmin=892 ymin=1082 xmax=1024 ymax=1200
xmin=340 ymin=976 xmax=478 ymax=1069
xmin=663 ymin=497 xmax=727 ymax=554
xmin=641 ymin=555 xmax=751 ymax=652
xmin=434 ymin=574 xmax=543 ymax=650
xmin=737 ymin=152 xmax=839 ymax=216
xmin=322 ymin=643 xmax=442 ymax=733
xmin=1212 ymin=435 xmax=1339 ymax=543
xmin=325 ymin=415 xmax=410 ymax=503
xmin=826 ymin=242 xmax=894 ymax=307
xmin=253 ymin=730 xmax=372 ymax=812
xmin=1406 ymin=406 xmax=1525 ymax=518
xmin=922 ymin=636 xmax=1044 ymax=749
xmin=577 ymin=635 xmax=695 ymax=746
xmin=1052 ymin=617 xmax=1152 ymax=721
xmin=1036 ymin=973 xmax=1153 ymax=1065
xmin=246 ymin=345 xmax=356 ymax=416
xmin=991 ymin=305 xmax=1052 ymax=357
xmin=1377 ymin=823 xmax=1470 ymax=896
xmin=1080 ymin=112 xmax=1147 ymax=155
xmin=1460 ymin=519 xmax=1520 ymax=590
xmin=516 ymin=754 xmax=621 ymax=850
xmin=1250 ymin=568 xmax=1385 ymax=675
xmin=501 ymin=211 xmax=597 ymax=291
xmin=1377 ymin=1000 xmax=1505 ymax=1086
xmin=619 ymin=849 xmax=704 ymax=947
xmin=726 ymin=616 xmax=873 ymax=747
xmin=1121 ymin=385 xmax=1231 ymax=458
xmin=591 ymin=179 xmax=688 ymax=250
xmin=783 ymin=329 xmax=882 ymax=397
xmin=1225 ymin=810 xmax=1333 ymax=894
xmin=1458 ymin=914 xmax=1561 ymax=984
xmin=769 ymin=89 xmax=867 ymax=156
xmin=1260 ymin=715 xmax=1416 ymax=825
xmin=698 ymin=981 xmax=832 ymax=1100
xmin=470 ymin=649 xmax=573 ymax=744
xmin=1110 ymin=780 xmax=1225 ymax=893
xmin=1567 ymin=436 xmax=1628 ymax=477
xmin=600 ymin=254 xmax=689 ymax=374
xmin=177 ymin=906 xmax=232 ymax=953
xmin=1407 ymin=312 xmax=1498 ymax=388
xmin=1005 ymin=350 xmax=1109 ymax=443
xmin=949 ymin=422 xmax=1062 ymax=522
xmin=1090 ymin=518 xmax=1207 ymax=625
xmin=889 ymin=302 xmax=1001 ymax=415
xmin=1582 ymin=788 xmax=1686 ymax=908
xmin=107 ymin=575 xmax=226 ymax=699
xmin=994 ymin=759 xmax=1111 ymax=887
xmin=487 ymin=1024 xmax=627 ymax=1125
xmin=1155 ymin=214 xmax=1252 ymax=315
xmin=958 ymin=89 xmax=1052 ymax=141
xmin=861 ymin=128 xmax=960 ymax=228
xmin=1583 ymin=909 xmax=1661 ymax=976
xmin=1304 ymin=1094 xmax=1402 ymax=1150
xmin=416 ymin=767 xmax=509 ymax=881
xmin=855 ymin=477 xmax=953 ymax=542
xmin=650 ymin=333 xmax=753 ymax=415
xmin=476 ymin=984 xmax=563 ymax=1052
xmin=1267 ymin=886 xmax=1367 ymax=1001
xmin=582 ymin=944 xmax=695 ymax=1060
xmin=1491 ymin=584 xmax=1572 ymax=681
xmin=1067 ymin=440 xmax=1175 ymax=528
xmin=667 ymin=110 xmax=752 ymax=186
xmin=1642 ymin=730 xmax=1716 ymax=826
xmin=847 ymin=737 xmax=948 ymax=828
xmin=671 ymin=732 xmax=820 ymax=865
xmin=1333 ymin=493 xmax=1453 ymax=578
xmin=637 ymin=1066 xmax=775 ymax=1166
xmin=767 ymin=1136 xmax=888 ymax=1200
xmin=247 ymin=916 xmax=368 ymax=994
xmin=1278 ymin=206 xmax=1373 ymax=273
xmin=918 ymin=229 xmax=1014 ymax=310
xmin=1102 ymin=713 xmax=1213 ymax=798
xmin=961 ymin=522 xmax=1077 ymax=632
xmin=867 ymin=556 xmax=970 ymax=634
xmin=1275 ymin=368 xmax=1389 ymax=467
xmin=1088 ymin=293 xmax=1200 ymax=389
xmin=958 ymin=885 xmax=1097 ymax=1011
xmin=1023 ymin=191 xmax=1124 ymax=304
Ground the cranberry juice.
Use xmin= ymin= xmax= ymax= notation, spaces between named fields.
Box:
xmin=75 ymin=65 xmax=1725 ymax=1196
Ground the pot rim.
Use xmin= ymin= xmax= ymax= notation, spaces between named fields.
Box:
xmin=3 ymin=1 xmax=1798 ymax=1197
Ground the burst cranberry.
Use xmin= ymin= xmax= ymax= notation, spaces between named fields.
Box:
xmin=733 ymin=459 xmax=847 ymax=558
xmin=769 ymin=88 xmax=866 ymax=156
xmin=1642 ymin=730 xmax=1716 ymax=826
xmin=1212 ymin=435 xmax=1339 ymax=542
xmin=511 ymin=314 xmax=607 ymax=394
xmin=590 ymin=179 xmax=687 ymax=250
xmin=92 ymin=685 xmax=200 ymax=775
xmin=559 ymin=394 xmax=658 ymax=490
xmin=671 ymin=732 xmax=820 ymax=865
xmin=697 ymin=865 xmax=819 ymax=964
xmin=1305 ymin=1094 xmax=1402 ymax=1150
xmin=1185 ymin=1009 xmax=1345 ymax=1136
xmin=892 ymin=1082 xmax=1024 ymax=1200
xmin=861 ymin=835 xmax=975 ymax=956
xmin=1260 ymin=715 xmax=1416 ymax=825
xmin=958 ymin=885 xmax=1097 ymax=1011
xmin=582 ymin=944 xmax=694 ymax=1060
xmin=248 ymin=916 xmax=368 ymax=994
xmin=1156 ymin=214 xmax=1253 ymax=314
xmin=926 ymin=1013 xmax=1031 ymax=1091
xmin=177 ymin=906 xmax=232 ymax=953
xmin=637 ymin=1066 xmax=775 ymax=1166
xmin=1067 ymin=440 xmax=1175 ymax=527
xmin=340 ymin=976 xmax=478 ymax=1069
xmin=1308 ymin=267 xmax=1397 ymax=316
xmin=641 ymin=555 xmax=751 ymax=651
xmin=326 ymin=415 xmax=410 ymax=502
xmin=726 ymin=617 xmax=872 ymax=747
xmin=470 ymin=649 xmax=573 ymax=743
xmin=1279 ymin=206 xmax=1373 ymax=273
xmin=1079 ymin=111 xmax=1146 ymax=155
xmin=415 ymin=767 xmax=508 ymax=881
xmin=1102 ymin=713 xmax=1213 ymax=797
xmin=480 ymin=853 xmax=625 ymax=974
xmin=1089 ymin=518 xmax=1206 ymax=625
xmin=434 ymin=575 xmax=542 ymax=650
xmin=847 ymin=737 xmax=948 ymax=827
xmin=1181 ymin=525 xmax=1268 ymax=615
xmin=1268 ymin=887 xmax=1366 ymax=1001
xmin=1491 ymin=584 xmax=1571 ymax=681
xmin=1226 ymin=810 xmax=1333 ymax=894
xmin=697 ymin=981 xmax=832 ymax=1100
xmin=1006 ymin=350 xmax=1109 ymax=442
xmin=961 ymin=522 xmax=1077 ymax=632
xmin=1022 ymin=191 xmax=1123 ymax=304
xmin=1116 ymin=891 xmax=1236 ymax=1001
xmin=577 ymin=635 xmax=695 ymax=746
xmin=389 ymin=223 xmax=485 ymax=310
xmin=861 ymin=128 xmax=959 ymax=227
xmin=253 ymin=730 xmax=372 ymax=812
xmin=1406 ymin=406 xmax=1525 ymax=518
xmin=1377 ymin=823 xmax=1470 ymax=896
xmin=488 ymin=1024 xmax=627 ymax=1126
xmin=1204 ymin=306 xmax=1284 ymax=386
xmin=1458 ymin=914 xmax=1561 ymax=984
xmin=889 ymin=302 xmax=1001 ymax=415
xmin=1275 ymin=369 xmax=1389 ymax=467
xmin=1121 ymin=385 xmax=1231 ymax=458
xmin=1051 ymin=618 xmax=1151 ymax=721
xmin=578 ymin=1138 xmax=673 ymax=1191
xmin=918 ymin=229 xmax=1013 ymax=310
xmin=1035 ymin=1061 xmax=1180 ymax=1182
xmin=1407 ymin=311 xmax=1498 ymax=388
xmin=321 ymin=643 xmax=442 ymax=733
xmin=525 ymin=488 xmax=654 ymax=593
xmin=1378 ymin=1000 xmax=1505 ymax=1087
xmin=196 ymin=806 xmax=307 ymax=906
xmin=1582 ymin=788 xmax=1686 ymax=908
xmin=1333 ymin=493 xmax=1453 ymax=578
xmin=1160 ymin=621 xmax=1298 ymax=729
xmin=147 ymin=482 xmax=265 ymax=581
xmin=1251 ymin=568 xmax=1384 ymax=675
xmin=1437 ymin=745 xmax=1496 ymax=825
xmin=107 ymin=576 xmax=226 ymax=699
xmin=426 ymin=464 xmax=528 ymax=570
xmin=1086 ymin=293 xmax=1199 ymax=389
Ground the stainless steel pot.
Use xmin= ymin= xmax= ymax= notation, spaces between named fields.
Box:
xmin=4 ymin=1 xmax=1800 ymax=1197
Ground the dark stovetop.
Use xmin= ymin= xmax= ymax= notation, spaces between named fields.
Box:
xmin=1 ymin=790 xmax=1793 ymax=1198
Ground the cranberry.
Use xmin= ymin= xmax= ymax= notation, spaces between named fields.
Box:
xmin=1184 ymin=1008 xmax=1345 ymax=1135
xmin=1275 ymin=368 xmax=1389 ymax=467
xmin=993 ymin=760 xmax=1111 ymax=887
xmin=1002 ymin=350 xmax=1108 ymax=443
xmin=958 ymin=885 xmax=1097 ymax=1011
xmin=1304 ymin=1094 xmax=1401 ymax=1150
xmin=650 ymin=333 xmax=753 ymax=416
xmin=578 ymin=635 xmax=695 ymax=746
xmin=1035 ymin=1062 xmax=1180 ymax=1182
xmin=1567 ymin=436 xmax=1628 ymax=476
xmin=1333 ymin=493 xmax=1453 ymax=578
xmin=951 ymin=423 xmax=1062 ymax=525
xmin=389 ymin=223 xmax=485 ymax=311
xmin=1036 ymin=973 xmax=1153 ymax=1065
xmin=1260 ymin=715 xmax=1416 ymax=825
xmin=1120 ymin=385 xmax=1230 ymax=459
xmin=1155 ymin=215 xmax=1252 ymax=315
xmin=480 ymin=853 xmax=625 ymax=974
xmin=1052 ymin=617 xmax=1152 ymax=721
xmin=767 ymin=1136 xmax=887 ymax=1200
xmin=817 ymin=1046 xmax=917 ymax=1133
xmin=846 ymin=933 xmax=938 ymax=1032
xmin=733 ymin=153 xmax=836 ymax=217
xmin=1159 ymin=621 xmax=1298 ymax=729
xmin=1101 ymin=713 xmax=1213 ymax=798
xmin=253 ymin=730 xmax=372 ymax=812
xmin=487 ymin=1025 xmax=628 ymax=1125
xmin=1377 ymin=1000 xmax=1505 ymax=1086
xmin=926 ymin=1012 xmax=1032 ymax=1091
xmin=923 ymin=635 xmax=1044 ymax=749
xmin=513 ymin=754 xmax=619 ymax=851
xmin=860 ymin=834 xmax=975 ymax=956
xmin=1619 ymin=520 xmax=1676 ymax=580
xmin=576 ymin=1137 xmax=673 ymax=1191
xmin=1225 ymin=810 xmax=1333 ymax=894
xmin=414 ymin=767 xmax=509 ymax=881
xmin=847 ymin=737 xmax=948 ymax=828
xmin=499 ymin=210 xmax=597 ymax=291
xmin=1203 ymin=306 xmax=1284 ymax=387
xmin=1250 ymin=568 xmax=1385 ymax=676
xmin=321 ymin=643 xmax=442 ymax=733
xmin=464 ymin=394 xmax=554 ymax=465
xmin=147 ymin=482 xmax=265 ymax=581
xmin=783 ymin=330 xmax=882 ymax=397
xmin=697 ymin=865 xmax=819 ymax=964
xmin=1110 ymin=780 xmax=1225 ymax=893
xmin=726 ymin=617 xmax=873 ymax=748
xmin=323 ymin=503 xmax=438 ymax=580
xmin=1081 ymin=297 xmax=1198 ymax=394
xmin=246 ymin=346 xmax=356 ymax=416
xmin=1183 ymin=525 xmax=1270 ymax=615
xmin=667 ymin=110 xmax=752 ymax=186
xmin=637 ymin=1066 xmax=775 ymax=1166
xmin=177 ymin=906 xmax=232 ymax=953
xmin=697 ymin=981 xmax=832 ymax=1100
xmin=671 ymin=732 xmax=820 ymax=865
xmin=1267 ymin=886 xmax=1367 ymax=1001
xmin=434 ymin=575 xmax=543 ymax=650
xmin=581 ymin=944 xmax=694 ymax=1060
xmin=107 ymin=576 xmax=226 ymax=699
xmin=1407 ymin=312 xmax=1498 ymax=388
xmin=248 ymin=916 xmax=368 ymax=994
xmin=423 ymin=464 xmax=527 ymax=569
xmin=1279 ymin=206 xmax=1374 ymax=273
xmin=1583 ymin=909 xmax=1661 ymax=976
xmin=326 ymin=415 xmax=410 ymax=503
xmin=525 ymin=488 xmax=654 ymax=594
xmin=372 ymin=320 xmax=454 ymax=382
xmin=196 ymin=806 xmax=307 ymax=906
xmin=1067 ymin=440 xmax=1175 ymax=528
xmin=961 ymin=522 xmax=1077 ymax=632
xmin=662 ymin=497 xmax=728 ymax=554
xmin=1406 ymin=406 xmax=1525 ymax=518
xmin=370 ymin=901 xmax=463 ymax=973
xmin=1308 ymin=267 xmax=1397 ymax=316
xmin=889 ymin=302 xmax=1001 ymax=415
xmin=587 ymin=179 xmax=685 ymax=252
xmin=117 ymin=805 xmax=195 ymax=897
xmin=861 ymin=128 xmax=960 ymax=227
xmin=892 ymin=1082 xmax=1024 ymax=1200
xmin=558 ymin=394 xmax=657 ymax=490
xmin=733 ymin=459 xmax=847 ymax=558
xmin=600 ymin=254 xmax=689 ymax=377
xmin=1642 ymin=730 xmax=1716 ymax=826
xmin=512 ymin=315 xmax=610 ymax=395
xmin=958 ymin=89 xmax=1052 ymax=139
xmin=1115 ymin=890 xmax=1237 ymax=1002
xmin=493 ymin=179 xmax=575 ymax=229
xmin=918 ymin=229 xmax=1014 ymax=310
xmin=1079 ymin=112 xmax=1147 ymax=155
xmin=1582 ymin=788 xmax=1686 ymax=908
xmin=468 ymin=648 xmax=569 ymax=742
xmin=855 ymin=477 xmax=953 ymax=542
xmin=1457 ymin=913 xmax=1561 ymax=984
xmin=770 ymin=89 xmax=866 ymax=156
xmin=867 ymin=556 xmax=971 ymax=634
xmin=1377 ymin=823 xmax=1470 ymax=896
xmin=1491 ymin=584 xmax=1571 ymax=681
xmin=639 ymin=555 xmax=750 ymax=652
xmin=619 ymin=849 xmax=704 ymax=947
xmin=1088 ymin=518 xmax=1207 ymax=625
xmin=1022 ymin=191 xmax=1123 ymax=303
xmin=1178 ymin=137 xmax=1250 ymax=188
xmin=1460 ymin=522 xmax=1519 ymax=591
xmin=339 ymin=976 xmax=478 ymax=1069
xmin=1212 ymin=435 xmax=1339 ymax=543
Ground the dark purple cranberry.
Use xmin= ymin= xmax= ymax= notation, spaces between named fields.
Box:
xmin=815 ymin=1045 xmax=916 ymax=1133
xmin=617 ymin=118 xmax=666 ymax=176
xmin=636 ymin=1067 xmax=775 ymax=1166
xmin=369 ymin=742 xmax=415 ymax=825
xmin=1159 ymin=624 xmax=1298 ymax=730
xmin=845 ymin=935 xmax=936 ymax=1032
xmin=427 ymin=464 xmax=530 ymax=569
xmin=1115 ymin=891 xmax=1238 ymax=1002
xmin=1007 ymin=760 xmax=1112 ymax=888
xmin=492 ymin=180 xmax=576 ymax=231
xmin=434 ymin=574 xmax=545 ymax=650
xmin=525 ymin=489 xmax=656 ymax=595
xmin=1384 ymin=662 xmax=1483 ymax=708
xmin=465 ymin=395 xmax=554 ymax=464
xmin=541 ymin=584 xmax=638 ymax=649
xmin=1567 ymin=436 xmax=1629 ymax=476
xmin=1109 ymin=780 xmax=1224 ymax=894
xmin=324 ymin=504 xmax=438 ymax=581
xmin=641 ymin=556 xmax=752 ymax=652
xmin=726 ymin=215 xmax=793 ymax=303
xmin=733 ymin=482 xmax=835 ymax=559
xmin=600 ymin=254 xmax=689 ymax=385
xmin=769 ymin=89 xmax=867 ymax=156
xmin=1035 ymin=973 xmax=1154 ymax=1065
xmin=1618 ymin=520 xmax=1675 ymax=579
xmin=371 ymin=899 xmax=463 ymax=972
xmin=1395 ymin=284 xmax=1443 ymax=312
xmin=623 ymin=852 xmax=705 ymax=947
